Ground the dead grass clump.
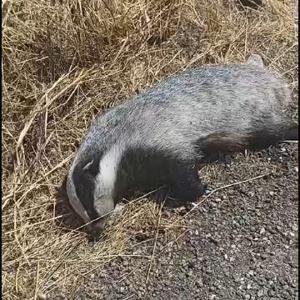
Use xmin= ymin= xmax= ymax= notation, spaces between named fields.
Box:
xmin=2 ymin=0 xmax=297 ymax=298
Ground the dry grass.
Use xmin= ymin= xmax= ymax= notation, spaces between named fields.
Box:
xmin=2 ymin=0 xmax=298 ymax=299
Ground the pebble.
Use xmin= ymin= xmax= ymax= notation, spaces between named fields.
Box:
xmin=257 ymin=289 xmax=264 ymax=297
xmin=260 ymin=227 xmax=266 ymax=234
xmin=283 ymin=284 xmax=290 ymax=290
xmin=268 ymin=290 xmax=275 ymax=296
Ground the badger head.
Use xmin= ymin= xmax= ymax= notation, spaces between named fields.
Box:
xmin=67 ymin=147 xmax=122 ymax=235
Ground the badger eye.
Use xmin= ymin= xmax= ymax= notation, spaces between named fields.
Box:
xmin=96 ymin=195 xmax=104 ymax=201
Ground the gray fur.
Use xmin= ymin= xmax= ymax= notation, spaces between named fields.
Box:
xmin=66 ymin=54 xmax=296 ymax=233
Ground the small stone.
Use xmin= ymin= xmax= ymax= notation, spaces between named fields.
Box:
xmin=269 ymin=191 xmax=275 ymax=196
xmin=196 ymin=279 xmax=203 ymax=287
xmin=292 ymin=224 xmax=298 ymax=231
xmin=260 ymin=253 xmax=268 ymax=260
xmin=257 ymin=289 xmax=264 ymax=297
xmin=204 ymin=189 xmax=211 ymax=195
xmin=245 ymin=295 xmax=251 ymax=300
xmin=268 ymin=290 xmax=275 ymax=297
xmin=214 ymin=198 xmax=222 ymax=202
xmin=295 ymin=167 xmax=298 ymax=172
xmin=120 ymin=287 xmax=125 ymax=293
xmin=260 ymin=227 xmax=266 ymax=234
xmin=123 ymin=260 xmax=129 ymax=266
xmin=195 ymin=229 xmax=199 ymax=235
xmin=137 ymin=291 xmax=143 ymax=298
xmin=247 ymin=283 xmax=252 ymax=290
xmin=281 ymin=290 xmax=291 ymax=298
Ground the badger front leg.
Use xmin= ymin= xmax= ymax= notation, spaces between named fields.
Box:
xmin=168 ymin=162 xmax=206 ymax=205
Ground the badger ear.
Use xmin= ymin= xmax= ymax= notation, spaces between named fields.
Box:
xmin=81 ymin=158 xmax=100 ymax=177
xmin=246 ymin=54 xmax=264 ymax=68
xmin=82 ymin=160 xmax=94 ymax=171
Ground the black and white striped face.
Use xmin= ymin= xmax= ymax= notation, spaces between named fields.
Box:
xmin=67 ymin=146 xmax=122 ymax=233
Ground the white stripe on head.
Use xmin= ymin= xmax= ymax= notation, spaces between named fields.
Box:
xmin=94 ymin=144 xmax=123 ymax=200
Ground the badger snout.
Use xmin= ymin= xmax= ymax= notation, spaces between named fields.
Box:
xmin=86 ymin=218 xmax=107 ymax=236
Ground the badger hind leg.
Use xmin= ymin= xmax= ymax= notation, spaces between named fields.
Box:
xmin=196 ymin=133 xmax=248 ymax=155
xmin=166 ymin=162 xmax=206 ymax=206
xmin=197 ymin=123 xmax=298 ymax=157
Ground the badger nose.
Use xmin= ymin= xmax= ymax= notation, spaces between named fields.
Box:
xmin=86 ymin=219 xmax=106 ymax=236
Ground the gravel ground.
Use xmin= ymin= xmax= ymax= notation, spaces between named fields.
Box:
xmin=52 ymin=143 xmax=298 ymax=300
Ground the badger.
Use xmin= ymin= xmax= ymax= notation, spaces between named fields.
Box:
xmin=66 ymin=54 xmax=298 ymax=235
